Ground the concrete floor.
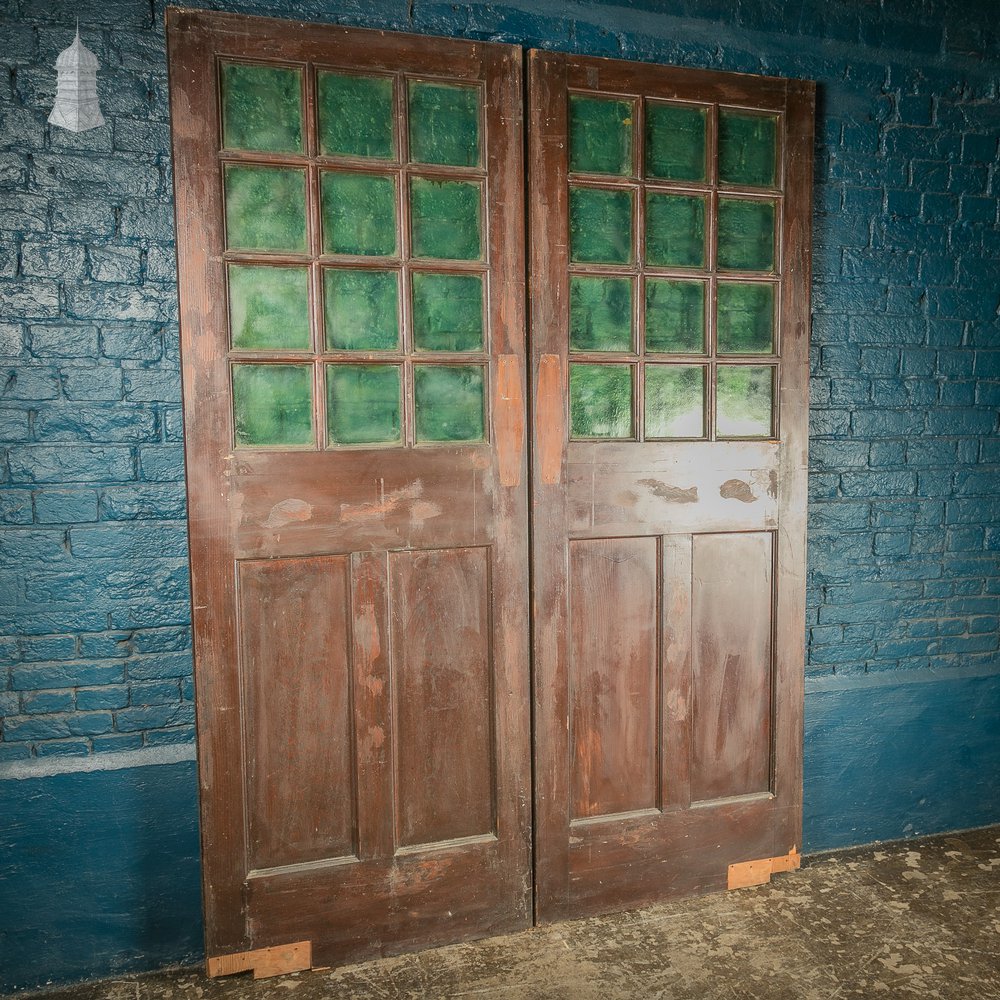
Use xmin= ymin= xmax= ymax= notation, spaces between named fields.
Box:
xmin=15 ymin=826 xmax=1000 ymax=1000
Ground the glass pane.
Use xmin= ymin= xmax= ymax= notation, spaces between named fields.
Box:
xmin=645 ymin=365 xmax=705 ymax=438
xmin=321 ymin=171 xmax=397 ymax=256
xmin=569 ymin=363 xmax=633 ymax=439
xmin=408 ymin=82 xmax=480 ymax=167
xmin=412 ymin=273 xmax=484 ymax=352
xmin=645 ymin=193 xmax=705 ymax=268
xmin=717 ymin=198 xmax=775 ymax=271
xmin=569 ymin=276 xmax=632 ymax=352
xmin=413 ymin=365 xmax=485 ymax=442
xmin=719 ymin=111 xmax=777 ymax=187
xmin=232 ymin=364 xmax=313 ymax=447
xmin=569 ymin=95 xmax=633 ymax=175
xmin=410 ymin=178 xmax=482 ymax=260
xmin=228 ymin=265 xmax=310 ymax=351
xmin=569 ymin=187 xmax=633 ymax=264
xmin=324 ymin=269 xmax=399 ymax=351
xmin=221 ymin=62 xmax=302 ymax=154
xmin=326 ymin=364 xmax=401 ymax=445
xmin=716 ymin=365 xmax=774 ymax=437
xmin=645 ymin=103 xmax=707 ymax=181
xmin=224 ymin=166 xmax=307 ymax=252
xmin=717 ymin=282 xmax=775 ymax=354
xmin=644 ymin=278 xmax=705 ymax=354
xmin=318 ymin=73 xmax=394 ymax=159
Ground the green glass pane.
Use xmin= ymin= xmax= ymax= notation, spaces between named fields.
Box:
xmin=321 ymin=171 xmax=397 ymax=256
xmin=414 ymin=365 xmax=485 ymax=442
xmin=719 ymin=111 xmax=777 ymax=187
xmin=716 ymin=365 xmax=774 ymax=437
xmin=224 ymin=166 xmax=307 ymax=252
xmin=717 ymin=198 xmax=775 ymax=271
xmin=645 ymin=103 xmax=707 ymax=181
xmin=569 ymin=276 xmax=632 ymax=352
xmin=645 ymin=193 xmax=705 ymax=268
xmin=645 ymin=365 xmax=705 ymax=438
xmin=324 ymin=269 xmax=399 ymax=351
xmin=569 ymin=95 xmax=633 ymax=175
xmin=221 ymin=62 xmax=302 ymax=153
xmin=232 ymin=364 xmax=312 ymax=447
xmin=410 ymin=178 xmax=481 ymax=260
xmin=569 ymin=363 xmax=633 ymax=439
xmin=228 ymin=265 xmax=310 ymax=351
xmin=326 ymin=364 xmax=401 ymax=445
xmin=717 ymin=282 xmax=774 ymax=354
xmin=645 ymin=279 xmax=705 ymax=354
xmin=569 ymin=187 xmax=633 ymax=264
xmin=318 ymin=73 xmax=394 ymax=159
xmin=412 ymin=273 xmax=483 ymax=352
xmin=408 ymin=82 xmax=480 ymax=167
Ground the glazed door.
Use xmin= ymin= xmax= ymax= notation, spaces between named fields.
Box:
xmin=528 ymin=51 xmax=813 ymax=920
xmin=167 ymin=10 xmax=530 ymax=970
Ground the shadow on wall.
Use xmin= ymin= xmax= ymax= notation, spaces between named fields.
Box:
xmin=0 ymin=756 xmax=203 ymax=993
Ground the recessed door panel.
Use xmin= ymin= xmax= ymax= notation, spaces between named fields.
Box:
xmin=690 ymin=532 xmax=774 ymax=803
xmin=240 ymin=555 xmax=356 ymax=870
xmin=390 ymin=546 xmax=496 ymax=849
xmin=570 ymin=536 xmax=659 ymax=821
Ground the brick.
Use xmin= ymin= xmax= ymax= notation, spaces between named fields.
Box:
xmin=20 ymin=239 xmax=88 ymax=281
xmin=122 ymin=367 xmax=181 ymax=403
xmin=11 ymin=660 xmax=124 ymax=690
xmin=145 ymin=726 xmax=196 ymax=747
xmin=20 ymin=689 xmax=74 ymax=714
xmin=138 ymin=445 xmax=185 ymax=482
xmin=50 ymin=199 xmax=116 ymax=237
xmin=101 ymin=324 xmax=163 ymax=361
xmin=119 ymin=200 xmax=176 ymax=242
xmin=31 ymin=153 xmax=160 ymax=198
xmin=29 ymin=324 xmax=100 ymax=359
xmin=33 ymin=405 xmax=159 ymax=444
xmin=0 ymin=529 xmax=70 ymax=565
xmin=92 ymin=733 xmax=144 ymax=753
xmin=34 ymin=738 xmax=92 ymax=758
xmin=115 ymin=702 xmax=194 ymax=732
xmin=0 ymin=322 xmax=25 ymax=358
xmin=66 ymin=711 xmax=114 ymax=736
xmin=33 ymin=489 xmax=100 ymax=523
xmin=850 ymin=410 xmax=923 ymax=437
xmin=2 ymin=714 xmax=72 ymax=741
xmin=129 ymin=679 xmax=180 ymax=706
xmin=130 ymin=627 xmax=191 ymax=654
xmin=99 ymin=484 xmax=187 ymax=520
xmin=70 ymin=523 xmax=188 ymax=561
xmin=60 ymin=364 xmax=124 ymax=401
xmin=0 ymin=491 xmax=33 ymax=525
xmin=76 ymin=686 xmax=129 ymax=711
xmin=840 ymin=471 xmax=917 ymax=497
xmin=65 ymin=283 xmax=172 ymax=323
xmin=0 ymin=279 xmax=61 ymax=319
xmin=0 ymin=192 xmax=50 ymax=233
xmin=8 ymin=445 xmax=134 ymax=484
xmin=1 ymin=364 xmax=61 ymax=400
xmin=89 ymin=245 xmax=143 ymax=284
xmin=125 ymin=651 xmax=193 ymax=680
xmin=78 ymin=633 xmax=132 ymax=659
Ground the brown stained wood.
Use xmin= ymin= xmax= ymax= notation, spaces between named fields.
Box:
xmin=390 ymin=547 xmax=495 ymax=848
xmin=569 ymin=536 xmax=659 ymax=820
xmin=241 ymin=556 xmax=356 ymax=870
xmin=169 ymin=9 xmax=530 ymax=968
xmin=727 ymin=847 xmax=801 ymax=889
xmin=495 ymin=355 xmax=525 ymax=488
xmin=536 ymin=354 xmax=564 ymax=486
xmin=690 ymin=532 xmax=774 ymax=802
xmin=207 ymin=941 xmax=312 ymax=979
xmin=529 ymin=49 xmax=813 ymax=922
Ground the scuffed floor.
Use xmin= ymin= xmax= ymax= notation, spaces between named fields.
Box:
xmin=14 ymin=826 xmax=1000 ymax=1000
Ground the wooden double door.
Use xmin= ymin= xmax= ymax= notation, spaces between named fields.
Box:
xmin=167 ymin=8 xmax=813 ymax=974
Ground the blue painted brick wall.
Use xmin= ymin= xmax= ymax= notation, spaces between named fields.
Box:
xmin=1 ymin=0 xmax=999 ymax=797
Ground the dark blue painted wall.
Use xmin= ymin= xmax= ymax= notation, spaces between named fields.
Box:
xmin=1 ymin=0 xmax=998 ymax=990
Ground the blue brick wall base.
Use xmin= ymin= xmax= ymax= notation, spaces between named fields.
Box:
xmin=0 ymin=752 xmax=202 ymax=994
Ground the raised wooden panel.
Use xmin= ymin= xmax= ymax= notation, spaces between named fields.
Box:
xmin=570 ymin=536 xmax=659 ymax=820
xmin=240 ymin=555 xmax=356 ymax=869
xmin=690 ymin=532 xmax=774 ymax=802
xmin=389 ymin=546 xmax=495 ymax=848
